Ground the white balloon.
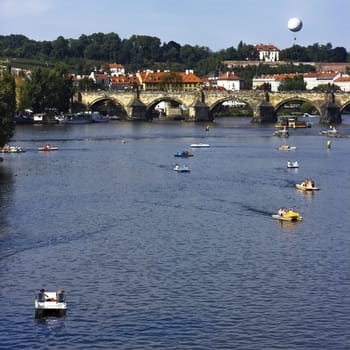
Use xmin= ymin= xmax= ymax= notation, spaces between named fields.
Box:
xmin=288 ymin=17 xmax=303 ymax=32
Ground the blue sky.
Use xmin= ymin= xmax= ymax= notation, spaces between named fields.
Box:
xmin=1 ymin=0 xmax=349 ymax=52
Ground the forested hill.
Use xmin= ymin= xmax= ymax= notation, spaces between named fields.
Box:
xmin=0 ymin=33 xmax=349 ymax=76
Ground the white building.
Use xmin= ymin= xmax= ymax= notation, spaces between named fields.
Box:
xmin=303 ymin=72 xmax=343 ymax=90
xmin=252 ymin=74 xmax=297 ymax=92
xmin=255 ymin=44 xmax=280 ymax=62
xmin=109 ymin=63 xmax=125 ymax=77
xmin=217 ymin=72 xmax=244 ymax=91
xmin=333 ymin=76 xmax=350 ymax=92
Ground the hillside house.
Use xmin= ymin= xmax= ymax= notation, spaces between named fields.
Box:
xmin=109 ymin=63 xmax=125 ymax=77
xmin=255 ymin=44 xmax=280 ymax=62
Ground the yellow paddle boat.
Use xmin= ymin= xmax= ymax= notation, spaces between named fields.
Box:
xmin=272 ymin=208 xmax=302 ymax=222
xmin=295 ymin=180 xmax=319 ymax=191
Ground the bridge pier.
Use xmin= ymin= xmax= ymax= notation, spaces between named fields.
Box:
xmin=251 ymin=93 xmax=276 ymax=123
xmin=188 ymin=101 xmax=211 ymax=121
xmin=319 ymin=93 xmax=342 ymax=124
xmin=126 ymin=98 xmax=147 ymax=121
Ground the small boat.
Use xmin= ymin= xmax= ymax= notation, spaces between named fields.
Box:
xmin=174 ymin=150 xmax=193 ymax=157
xmin=35 ymin=289 xmax=66 ymax=318
xmin=190 ymin=143 xmax=210 ymax=148
xmin=273 ymin=127 xmax=289 ymax=137
xmin=320 ymin=126 xmax=338 ymax=136
xmin=0 ymin=145 xmax=25 ymax=153
xmin=278 ymin=145 xmax=296 ymax=151
xmin=272 ymin=209 xmax=302 ymax=222
xmin=173 ymin=164 xmax=190 ymax=172
xmin=38 ymin=144 xmax=58 ymax=151
xmin=296 ymin=180 xmax=320 ymax=191
xmin=287 ymin=160 xmax=299 ymax=168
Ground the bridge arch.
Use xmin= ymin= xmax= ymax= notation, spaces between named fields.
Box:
xmin=339 ymin=101 xmax=350 ymax=114
xmin=86 ymin=96 xmax=128 ymax=117
xmin=146 ymin=96 xmax=187 ymax=119
xmin=208 ymin=96 xmax=254 ymax=117
xmin=274 ymin=97 xmax=322 ymax=116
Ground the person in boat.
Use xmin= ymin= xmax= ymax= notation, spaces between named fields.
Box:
xmin=56 ymin=289 xmax=65 ymax=302
xmin=288 ymin=207 xmax=294 ymax=213
xmin=278 ymin=208 xmax=286 ymax=216
xmin=38 ymin=288 xmax=50 ymax=302
xmin=175 ymin=164 xmax=180 ymax=170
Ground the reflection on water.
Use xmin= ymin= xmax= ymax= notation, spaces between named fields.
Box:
xmin=1 ymin=119 xmax=350 ymax=349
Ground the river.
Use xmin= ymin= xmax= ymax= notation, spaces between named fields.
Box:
xmin=0 ymin=117 xmax=350 ymax=349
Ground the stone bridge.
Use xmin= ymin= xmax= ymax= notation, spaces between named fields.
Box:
xmin=76 ymin=90 xmax=350 ymax=124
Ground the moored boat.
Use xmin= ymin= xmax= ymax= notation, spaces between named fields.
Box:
xmin=275 ymin=115 xmax=311 ymax=128
xmin=92 ymin=112 xmax=109 ymax=123
xmin=59 ymin=112 xmax=92 ymax=124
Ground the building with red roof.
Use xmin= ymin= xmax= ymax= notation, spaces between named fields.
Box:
xmin=137 ymin=70 xmax=202 ymax=91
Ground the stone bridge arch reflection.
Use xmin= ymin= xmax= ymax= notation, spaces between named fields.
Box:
xmin=209 ymin=96 xmax=254 ymax=118
xmin=145 ymin=97 xmax=187 ymax=120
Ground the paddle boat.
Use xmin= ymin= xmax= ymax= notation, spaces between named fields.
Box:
xmin=35 ymin=289 xmax=66 ymax=318
xmin=0 ymin=145 xmax=25 ymax=153
xmin=173 ymin=164 xmax=190 ymax=172
xmin=174 ymin=150 xmax=193 ymax=158
xmin=320 ymin=126 xmax=338 ymax=136
xmin=38 ymin=144 xmax=58 ymax=151
xmin=273 ymin=126 xmax=289 ymax=138
xmin=287 ymin=160 xmax=299 ymax=168
xmin=272 ymin=208 xmax=303 ymax=222
xmin=190 ymin=143 xmax=210 ymax=148
xmin=295 ymin=179 xmax=320 ymax=191
xmin=278 ymin=144 xmax=296 ymax=151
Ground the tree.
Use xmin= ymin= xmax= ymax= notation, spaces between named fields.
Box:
xmin=0 ymin=67 xmax=15 ymax=147
xmin=278 ymin=75 xmax=306 ymax=91
xmin=20 ymin=64 xmax=74 ymax=113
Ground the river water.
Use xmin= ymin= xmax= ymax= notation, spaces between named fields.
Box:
xmin=0 ymin=117 xmax=350 ymax=349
